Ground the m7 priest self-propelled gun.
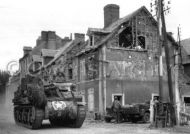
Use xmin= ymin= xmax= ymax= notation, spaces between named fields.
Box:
xmin=13 ymin=63 xmax=86 ymax=129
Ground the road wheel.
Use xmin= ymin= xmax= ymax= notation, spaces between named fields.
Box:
xmin=49 ymin=118 xmax=61 ymax=126
xmin=31 ymin=107 xmax=44 ymax=129
xmin=143 ymin=112 xmax=150 ymax=123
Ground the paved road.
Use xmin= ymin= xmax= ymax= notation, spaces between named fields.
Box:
xmin=0 ymin=112 xmax=189 ymax=134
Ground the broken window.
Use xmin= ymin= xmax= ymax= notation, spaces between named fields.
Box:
xmin=137 ymin=36 xmax=145 ymax=49
xmin=118 ymin=20 xmax=147 ymax=50
xmin=119 ymin=27 xmax=133 ymax=48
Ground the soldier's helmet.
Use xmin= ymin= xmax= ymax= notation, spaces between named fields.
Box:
xmin=114 ymin=96 xmax=118 ymax=100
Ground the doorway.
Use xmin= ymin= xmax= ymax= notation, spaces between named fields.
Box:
xmin=151 ymin=93 xmax=159 ymax=102
xmin=182 ymin=96 xmax=190 ymax=113
xmin=112 ymin=93 xmax=125 ymax=105
xmin=183 ymin=96 xmax=190 ymax=105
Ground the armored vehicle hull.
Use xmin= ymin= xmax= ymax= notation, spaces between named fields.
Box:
xmin=13 ymin=77 xmax=86 ymax=129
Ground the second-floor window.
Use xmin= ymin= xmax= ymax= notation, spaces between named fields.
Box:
xmin=119 ymin=27 xmax=133 ymax=48
xmin=137 ymin=36 xmax=145 ymax=49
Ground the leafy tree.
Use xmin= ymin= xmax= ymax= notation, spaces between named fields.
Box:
xmin=0 ymin=70 xmax=10 ymax=86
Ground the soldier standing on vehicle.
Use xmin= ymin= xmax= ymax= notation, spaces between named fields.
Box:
xmin=112 ymin=96 xmax=121 ymax=123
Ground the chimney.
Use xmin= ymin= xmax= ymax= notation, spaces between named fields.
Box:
xmin=74 ymin=33 xmax=85 ymax=42
xmin=47 ymin=31 xmax=56 ymax=40
xmin=104 ymin=4 xmax=120 ymax=28
xmin=47 ymin=31 xmax=56 ymax=49
xmin=41 ymin=31 xmax=48 ymax=41
xmin=23 ymin=46 xmax=32 ymax=56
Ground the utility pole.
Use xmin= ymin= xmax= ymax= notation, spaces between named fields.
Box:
xmin=151 ymin=0 xmax=176 ymax=127
xmin=150 ymin=0 xmax=164 ymax=126
xmin=160 ymin=0 xmax=176 ymax=126
xmin=177 ymin=26 xmax=183 ymax=65
xmin=151 ymin=0 xmax=163 ymax=103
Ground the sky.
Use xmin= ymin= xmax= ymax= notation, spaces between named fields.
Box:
xmin=0 ymin=0 xmax=190 ymax=71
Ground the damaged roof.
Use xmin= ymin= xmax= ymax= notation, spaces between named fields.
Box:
xmin=83 ymin=6 xmax=157 ymax=54
xmin=87 ymin=6 xmax=156 ymax=35
xmin=104 ymin=6 xmax=156 ymax=32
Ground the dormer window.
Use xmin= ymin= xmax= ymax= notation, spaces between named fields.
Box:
xmin=90 ymin=35 xmax=94 ymax=46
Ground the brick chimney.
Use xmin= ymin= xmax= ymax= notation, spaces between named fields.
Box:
xmin=47 ymin=31 xmax=56 ymax=50
xmin=104 ymin=4 xmax=120 ymax=28
xmin=23 ymin=46 xmax=32 ymax=56
xmin=74 ymin=33 xmax=85 ymax=42
xmin=40 ymin=31 xmax=56 ymax=41
xmin=41 ymin=31 xmax=48 ymax=41
xmin=47 ymin=31 xmax=56 ymax=40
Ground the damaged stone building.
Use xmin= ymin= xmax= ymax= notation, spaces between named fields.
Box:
xmin=76 ymin=5 xmax=177 ymax=116
xmin=40 ymin=4 xmax=180 ymax=117
xmin=7 ymin=4 xmax=190 ymax=118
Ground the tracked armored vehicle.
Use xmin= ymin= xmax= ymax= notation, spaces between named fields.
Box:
xmin=13 ymin=75 xmax=86 ymax=129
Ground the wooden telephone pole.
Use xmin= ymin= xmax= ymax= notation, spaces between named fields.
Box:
xmin=151 ymin=0 xmax=176 ymax=126
xmin=161 ymin=1 xmax=176 ymax=126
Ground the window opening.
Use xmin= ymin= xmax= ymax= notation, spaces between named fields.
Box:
xmin=119 ymin=27 xmax=133 ymax=48
xmin=137 ymin=36 xmax=145 ymax=49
